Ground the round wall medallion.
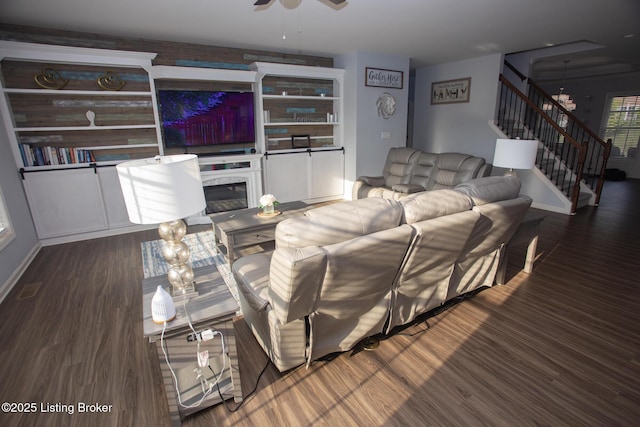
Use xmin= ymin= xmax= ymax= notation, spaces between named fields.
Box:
xmin=376 ymin=93 xmax=396 ymax=119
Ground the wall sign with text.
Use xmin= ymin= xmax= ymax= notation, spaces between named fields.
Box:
xmin=365 ymin=67 xmax=403 ymax=89
xmin=431 ymin=77 xmax=471 ymax=104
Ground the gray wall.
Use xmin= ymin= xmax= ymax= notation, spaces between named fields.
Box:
xmin=335 ymin=51 xmax=410 ymax=196
xmin=0 ymin=114 xmax=39 ymax=301
xmin=412 ymin=53 xmax=503 ymax=160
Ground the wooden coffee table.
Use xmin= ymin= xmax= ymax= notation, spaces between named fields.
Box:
xmin=209 ymin=200 xmax=309 ymax=266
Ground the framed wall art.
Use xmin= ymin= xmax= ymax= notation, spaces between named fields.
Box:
xmin=431 ymin=77 xmax=471 ymax=104
xmin=365 ymin=67 xmax=403 ymax=89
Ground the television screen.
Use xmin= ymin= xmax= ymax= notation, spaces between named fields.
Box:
xmin=158 ymin=90 xmax=255 ymax=147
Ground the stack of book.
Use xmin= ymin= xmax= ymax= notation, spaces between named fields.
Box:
xmin=19 ymin=144 xmax=95 ymax=167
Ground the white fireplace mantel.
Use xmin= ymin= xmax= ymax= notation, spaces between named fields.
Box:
xmin=187 ymin=153 xmax=263 ymax=225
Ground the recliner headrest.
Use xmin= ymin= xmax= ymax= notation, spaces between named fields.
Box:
xmin=400 ymin=189 xmax=473 ymax=224
xmin=276 ymin=198 xmax=404 ymax=248
xmin=453 ymin=176 xmax=521 ymax=205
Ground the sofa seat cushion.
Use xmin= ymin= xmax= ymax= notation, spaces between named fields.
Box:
xmin=276 ymin=198 xmax=403 ymax=248
xmin=400 ymin=189 xmax=473 ymax=224
xmin=454 ymin=176 xmax=521 ymax=205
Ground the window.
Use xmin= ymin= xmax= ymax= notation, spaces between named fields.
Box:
xmin=0 ymin=185 xmax=15 ymax=251
xmin=603 ymin=94 xmax=640 ymax=158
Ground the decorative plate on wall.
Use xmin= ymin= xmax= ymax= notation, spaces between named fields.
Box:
xmin=376 ymin=93 xmax=396 ymax=119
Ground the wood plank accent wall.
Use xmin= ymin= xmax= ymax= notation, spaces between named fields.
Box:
xmin=0 ymin=23 xmax=334 ymax=69
xmin=9 ymin=94 xmax=155 ymax=128
xmin=262 ymin=76 xmax=334 ymax=96
xmin=0 ymin=24 xmax=335 ymax=158
xmin=1 ymin=60 xmax=152 ymax=91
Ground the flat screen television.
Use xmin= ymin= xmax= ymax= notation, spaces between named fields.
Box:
xmin=157 ymin=90 xmax=255 ymax=148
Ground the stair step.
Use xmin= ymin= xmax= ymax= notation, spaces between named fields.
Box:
xmin=576 ymin=192 xmax=591 ymax=209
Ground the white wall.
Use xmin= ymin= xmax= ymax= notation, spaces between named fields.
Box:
xmin=0 ymin=115 xmax=40 ymax=302
xmin=335 ymin=51 xmax=410 ymax=197
xmin=414 ymin=53 xmax=576 ymax=213
xmin=412 ymin=53 xmax=503 ymax=161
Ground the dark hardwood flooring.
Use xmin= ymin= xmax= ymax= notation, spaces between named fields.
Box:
xmin=1 ymin=180 xmax=639 ymax=426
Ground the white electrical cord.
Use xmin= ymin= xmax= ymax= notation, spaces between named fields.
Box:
xmin=160 ymin=298 xmax=228 ymax=409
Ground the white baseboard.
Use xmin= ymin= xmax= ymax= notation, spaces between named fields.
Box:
xmin=530 ymin=201 xmax=571 ymax=214
xmin=0 ymin=241 xmax=42 ymax=304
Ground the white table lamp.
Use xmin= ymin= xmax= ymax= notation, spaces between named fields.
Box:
xmin=493 ymin=138 xmax=539 ymax=177
xmin=117 ymin=154 xmax=206 ymax=297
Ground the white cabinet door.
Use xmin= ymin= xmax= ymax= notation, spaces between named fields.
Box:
xmin=98 ymin=167 xmax=133 ymax=229
xmin=262 ymin=152 xmax=308 ymax=203
xmin=310 ymin=150 xmax=344 ymax=200
xmin=22 ymin=168 xmax=109 ymax=239
xmin=262 ymin=150 xmax=345 ymax=203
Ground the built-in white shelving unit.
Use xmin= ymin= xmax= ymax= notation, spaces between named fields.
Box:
xmin=0 ymin=41 xmax=161 ymax=243
xmin=250 ymin=61 xmax=346 ymax=203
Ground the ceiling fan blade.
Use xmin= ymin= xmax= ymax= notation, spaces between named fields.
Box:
xmin=254 ymin=0 xmax=271 ymax=5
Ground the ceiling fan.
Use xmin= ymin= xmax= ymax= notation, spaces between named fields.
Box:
xmin=254 ymin=0 xmax=346 ymax=6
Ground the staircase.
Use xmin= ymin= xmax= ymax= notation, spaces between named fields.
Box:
xmin=495 ymin=63 xmax=611 ymax=214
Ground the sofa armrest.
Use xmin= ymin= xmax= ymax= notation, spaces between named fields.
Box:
xmin=353 ymin=176 xmax=386 ymax=199
xmin=232 ymin=253 xmax=272 ymax=312
xmin=477 ymin=163 xmax=493 ymax=177
xmin=392 ymin=183 xmax=425 ymax=194
xmin=358 ymin=176 xmax=385 ymax=186
xmin=269 ymin=247 xmax=327 ymax=324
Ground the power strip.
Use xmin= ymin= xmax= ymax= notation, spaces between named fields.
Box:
xmin=186 ymin=328 xmax=216 ymax=342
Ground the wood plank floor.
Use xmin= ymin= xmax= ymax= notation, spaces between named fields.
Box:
xmin=1 ymin=180 xmax=639 ymax=427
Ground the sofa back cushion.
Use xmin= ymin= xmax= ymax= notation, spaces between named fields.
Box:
xmin=382 ymin=147 xmax=419 ymax=187
xmin=308 ymin=224 xmax=414 ymax=361
xmin=409 ymin=152 xmax=438 ymax=189
xmin=276 ymin=197 xmax=403 ymax=248
xmin=454 ymin=175 xmax=521 ymax=205
xmin=426 ymin=153 xmax=487 ymax=190
xmin=400 ymin=189 xmax=473 ymax=224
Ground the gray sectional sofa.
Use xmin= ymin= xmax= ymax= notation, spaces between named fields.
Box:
xmin=232 ymin=176 xmax=530 ymax=372
xmin=353 ymin=147 xmax=492 ymax=200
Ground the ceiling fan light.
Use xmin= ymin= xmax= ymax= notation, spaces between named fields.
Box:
xmin=279 ymin=0 xmax=300 ymax=9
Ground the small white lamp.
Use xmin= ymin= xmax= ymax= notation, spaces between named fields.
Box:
xmin=493 ymin=138 xmax=539 ymax=177
xmin=117 ymin=154 xmax=206 ymax=297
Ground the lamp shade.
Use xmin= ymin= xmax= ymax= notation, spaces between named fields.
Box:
xmin=493 ymin=139 xmax=539 ymax=170
xmin=116 ymin=154 xmax=206 ymax=224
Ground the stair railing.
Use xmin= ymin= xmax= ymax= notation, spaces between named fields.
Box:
xmin=527 ymin=79 xmax=611 ymax=205
xmin=496 ymin=73 xmax=611 ymax=213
